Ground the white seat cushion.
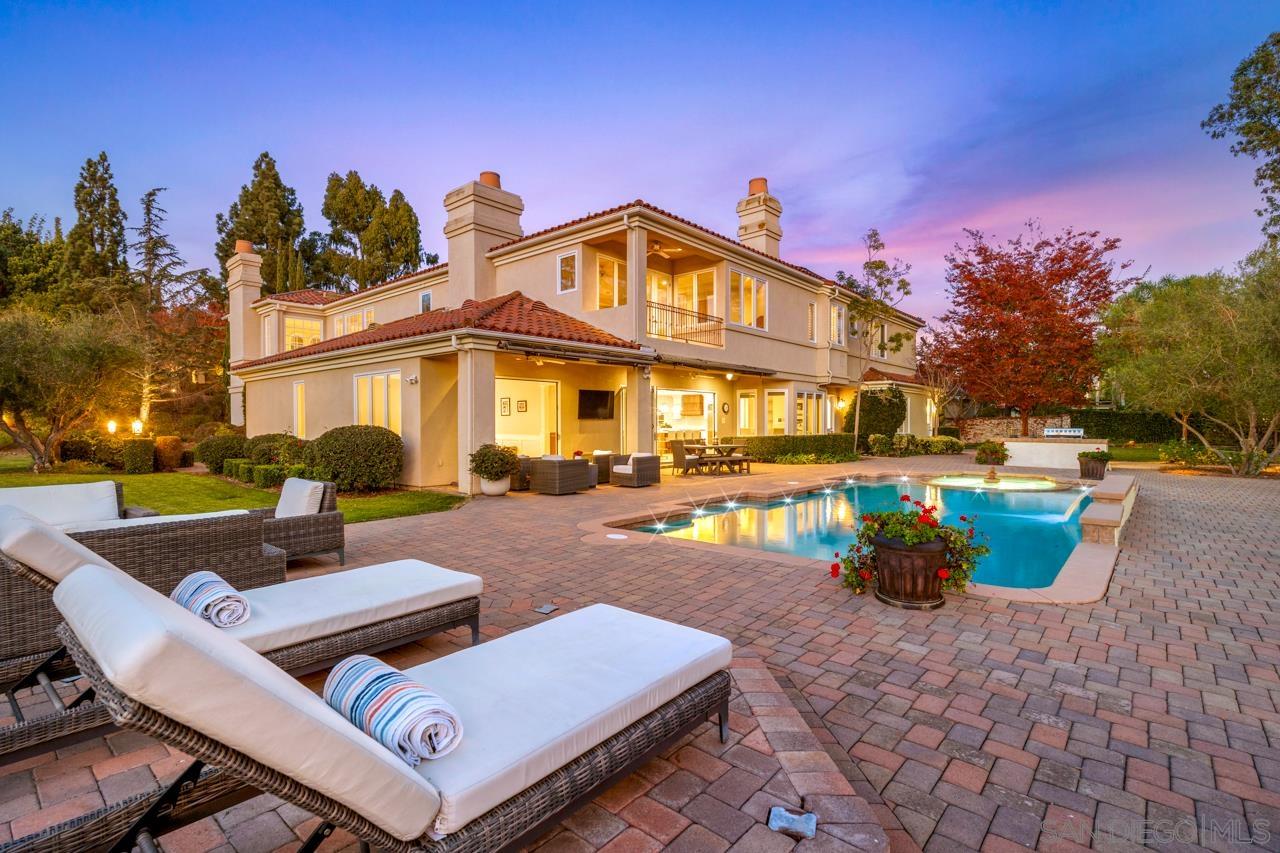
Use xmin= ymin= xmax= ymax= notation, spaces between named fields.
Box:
xmin=276 ymin=478 xmax=327 ymax=519
xmin=0 ymin=481 xmax=119 ymax=526
xmin=53 ymin=565 xmax=441 ymax=842
xmin=408 ymin=604 xmax=731 ymax=836
xmin=0 ymin=511 xmax=120 ymax=582
xmin=541 ymin=455 xmax=565 ymax=461
xmin=612 ymin=464 xmax=633 ymax=475
xmin=58 ymin=510 xmax=248 ymax=535
xmin=228 ymin=560 xmax=482 ymax=652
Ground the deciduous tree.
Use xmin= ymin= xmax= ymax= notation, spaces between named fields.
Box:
xmin=1100 ymin=248 xmax=1280 ymax=476
xmin=214 ymin=152 xmax=305 ymax=294
xmin=835 ymin=228 xmax=913 ymax=442
xmin=915 ymin=330 xmax=964 ymax=435
xmin=0 ymin=309 xmax=137 ymax=470
xmin=1203 ymin=32 xmax=1280 ymax=239
xmin=934 ymin=222 xmax=1139 ymax=436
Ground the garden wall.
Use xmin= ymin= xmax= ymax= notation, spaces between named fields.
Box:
xmin=958 ymin=416 xmax=1069 ymax=442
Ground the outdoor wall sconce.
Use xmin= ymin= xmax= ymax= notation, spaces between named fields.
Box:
xmin=406 ymin=375 xmax=419 ymax=385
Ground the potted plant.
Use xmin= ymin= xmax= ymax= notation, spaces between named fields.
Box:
xmin=831 ymin=496 xmax=990 ymax=610
xmin=468 ymin=443 xmax=521 ymax=496
xmin=1077 ymin=447 xmax=1111 ymax=480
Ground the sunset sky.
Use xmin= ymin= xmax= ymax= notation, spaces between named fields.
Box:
xmin=0 ymin=1 xmax=1271 ymax=320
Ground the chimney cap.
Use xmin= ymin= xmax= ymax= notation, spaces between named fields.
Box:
xmin=234 ymin=239 xmax=254 ymax=254
xmin=748 ymin=177 xmax=769 ymax=195
xmin=479 ymin=171 xmax=502 ymax=188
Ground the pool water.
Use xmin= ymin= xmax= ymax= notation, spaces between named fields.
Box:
xmin=634 ymin=481 xmax=1092 ymax=588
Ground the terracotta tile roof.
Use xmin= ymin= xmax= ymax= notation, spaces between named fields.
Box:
xmin=490 ymin=200 xmax=830 ymax=283
xmin=253 ymin=263 xmax=449 ymax=309
xmin=861 ymin=366 xmax=925 ymax=385
xmin=255 ymin=290 xmax=341 ymax=306
xmin=235 ymin=291 xmax=641 ymax=370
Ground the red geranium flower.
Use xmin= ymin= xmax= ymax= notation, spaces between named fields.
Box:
xmin=938 ymin=568 xmax=950 ymax=579
xmin=861 ymin=514 xmax=873 ymax=523
xmin=900 ymin=494 xmax=911 ymax=502
xmin=959 ymin=515 xmax=968 ymax=522
xmin=834 ymin=552 xmax=840 ymax=558
xmin=859 ymin=570 xmax=872 ymax=580
xmin=830 ymin=563 xmax=840 ymax=578
xmin=967 ymin=527 xmax=975 ymax=538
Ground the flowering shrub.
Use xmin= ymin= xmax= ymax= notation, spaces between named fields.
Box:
xmin=1077 ymin=447 xmax=1112 ymax=462
xmin=832 ymin=495 xmax=990 ymax=595
xmin=974 ymin=440 xmax=1009 ymax=465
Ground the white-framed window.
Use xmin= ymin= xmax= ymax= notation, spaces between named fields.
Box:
xmin=795 ymin=392 xmax=825 ymax=435
xmin=596 ymin=255 xmax=628 ymax=308
xmin=672 ymin=268 xmax=717 ymax=316
xmin=728 ymin=269 xmax=767 ymax=329
xmin=292 ymin=381 xmax=306 ymax=439
xmin=557 ymin=251 xmax=578 ymax=293
xmin=283 ymin=316 xmax=322 ymax=352
xmin=261 ymin=316 xmax=276 ymax=356
xmin=830 ymin=304 xmax=846 ymax=346
xmin=874 ymin=322 xmax=889 ymax=358
xmin=419 ymin=291 xmax=433 ymax=313
xmin=353 ymin=370 xmax=402 ymax=436
xmin=335 ymin=308 xmax=375 ymax=337
xmin=806 ymin=302 xmax=816 ymax=342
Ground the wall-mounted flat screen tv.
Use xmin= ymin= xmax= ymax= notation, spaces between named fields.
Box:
xmin=578 ymin=390 xmax=615 ymax=419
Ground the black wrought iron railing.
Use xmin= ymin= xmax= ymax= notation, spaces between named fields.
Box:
xmin=646 ymin=301 xmax=724 ymax=347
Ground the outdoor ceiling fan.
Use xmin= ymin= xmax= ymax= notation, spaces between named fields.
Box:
xmin=647 ymin=240 xmax=684 ymax=259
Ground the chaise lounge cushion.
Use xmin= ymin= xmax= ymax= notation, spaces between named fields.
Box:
xmin=0 ymin=481 xmax=119 ymax=526
xmin=57 ymin=509 xmax=248 ymax=534
xmin=0 ymin=510 xmax=121 ymax=582
xmin=276 ymin=478 xmax=327 ymax=519
xmin=408 ymin=603 xmax=732 ymax=836
xmin=53 ymin=564 xmax=443 ymax=842
xmin=226 ymin=560 xmax=482 ymax=652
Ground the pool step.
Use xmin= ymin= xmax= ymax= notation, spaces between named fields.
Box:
xmin=1081 ymin=475 xmax=1139 ymax=546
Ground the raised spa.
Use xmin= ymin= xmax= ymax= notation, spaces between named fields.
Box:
xmin=634 ymin=480 xmax=1092 ymax=589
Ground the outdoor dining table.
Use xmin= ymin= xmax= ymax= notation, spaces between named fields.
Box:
xmin=684 ymin=444 xmax=749 ymax=473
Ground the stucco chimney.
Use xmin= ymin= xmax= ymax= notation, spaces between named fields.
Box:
xmin=444 ymin=171 xmax=524 ymax=301
xmin=736 ymin=177 xmax=783 ymax=257
xmin=226 ymin=242 xmax=264 ymax=426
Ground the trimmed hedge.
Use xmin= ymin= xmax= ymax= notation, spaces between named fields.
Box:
xmin=60 ymin=432 xmax=127 ymax=469
xmin=154 ymin=436 xmax=184 ymax=471
xmin=867 ymin=434 xmax=964 ymax=457
xmin=306 ymin=425 xmax=404 ymax=491
xmin=252 ymin=464 xmax=289 ymax=489
xmin=245 ymin=433 xmax=308 ymax=466
xmin=720 ymin=434 xmax=859 ymax=463
xmin=220 ymin=458 xmax=250 ymax=480
xmin=938 ymin=426 xmax=961 ymax=439
xmin=192 ymin=422 xmax=243 ymax=442
xmin=121 ymin=438 xmax=156 ymax=475
xmin=285 ymin=464 xmax=308 ymax=479
xmin=237 ymin=462 xmax=256 ymax=483
xmin=195 ymin=434 xmax=247 ymax=475
xmin=1066 ymin=410 xmax=1179 ymax=443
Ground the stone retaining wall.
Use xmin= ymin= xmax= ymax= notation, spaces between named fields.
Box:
xmin=958 ymin=415 xmax=1070 ymax=442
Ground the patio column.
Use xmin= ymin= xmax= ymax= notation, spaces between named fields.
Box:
xmin=626 ymin=220 xmax=648 ymax=342
xmin=456 ymin=346 xmax=496 ymax=495
xmin=625 ymin=366 xmax=653 ymax=454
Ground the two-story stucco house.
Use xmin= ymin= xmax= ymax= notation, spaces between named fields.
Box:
xmin=227 ymin=173 xmax=930 ymax=493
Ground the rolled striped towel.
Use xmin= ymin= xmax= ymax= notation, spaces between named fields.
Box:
xmin=323 ymin=655 xmax=463 ymax=765
xmin=169 ymin=571 xmax=251 ymax=628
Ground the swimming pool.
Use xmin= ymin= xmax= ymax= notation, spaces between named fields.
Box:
xmin=633 ymin=480 xmax=1092 ymax=588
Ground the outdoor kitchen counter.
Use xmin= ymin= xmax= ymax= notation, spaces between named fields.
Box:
xmin=1004 ymin=437 xmax=1108 ymax=469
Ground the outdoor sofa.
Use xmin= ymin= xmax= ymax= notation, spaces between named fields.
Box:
xmin=30 ymin=564 xmax=730 ymax=853
xmin=0 ymin=510 xmax=482 ymax=761
xmin=611 ymin=452 xmax=661 ymax=487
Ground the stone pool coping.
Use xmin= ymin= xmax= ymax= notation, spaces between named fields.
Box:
xmin=579 ymin=469 xmax=1135 ymax=605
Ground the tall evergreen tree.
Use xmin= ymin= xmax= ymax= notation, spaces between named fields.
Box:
xmin=58 ymin=151 xmax=129 ymax=295
xmin=214 ymin=152 xmax=304 ymax=294
xmin=320 ymin=171 xmax=429 ymax=290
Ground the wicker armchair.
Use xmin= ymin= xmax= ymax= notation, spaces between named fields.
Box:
xmin=248 ymin=481 xmax=345 ymax=564
xmin=529 ymin=457 xmax=591 ymax=495
xmin=0 ymin=511 xmax=285 ymax=689
xmin=612 ymin=453 xmax=661 ymax=487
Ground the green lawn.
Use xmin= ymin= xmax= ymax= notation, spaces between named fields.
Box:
xmin=1108 ymin=444 xmax=1163 ymax=462
xmin=0 ymin=454 xmax=464 ymax=522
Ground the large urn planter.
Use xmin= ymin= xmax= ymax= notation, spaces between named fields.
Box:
xmin=1078 ymin=458 xmax=1108 ymax=480
xmin=872 ymin=535 xmax=947 ymax=610
xmin=479 ymin=475 xmax=511 ymax=496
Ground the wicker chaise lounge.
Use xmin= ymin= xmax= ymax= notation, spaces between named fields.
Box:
xmin=28 ymin=564 xmax=731 ymax=853
xmin=0 ymin=512 xmax=482 ymax=761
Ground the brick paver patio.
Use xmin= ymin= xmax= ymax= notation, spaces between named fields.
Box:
xmin=2 ymin=456 xmax=1278 ymax=852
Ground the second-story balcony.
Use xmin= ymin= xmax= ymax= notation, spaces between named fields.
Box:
xmin=647 ymin=301 xmax=724 ymax=347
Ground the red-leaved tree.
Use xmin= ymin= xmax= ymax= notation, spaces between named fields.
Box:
xmin=934 ymin=222 xmax=1141 ymax=436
